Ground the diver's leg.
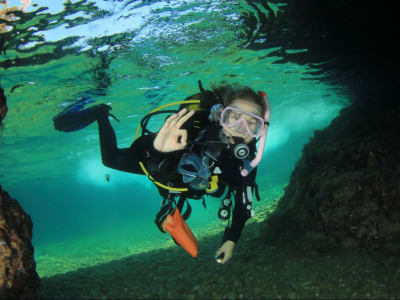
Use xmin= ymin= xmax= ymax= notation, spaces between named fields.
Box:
xmin=52 ymin=101 xmax=143 ymax=173
xmin=94 ymin=106 xmax=145 ymax=174
xmin=94 ymin=104 xmax=148 ymax=174
xmin=96 ymin=106 xmax=117 ymax=165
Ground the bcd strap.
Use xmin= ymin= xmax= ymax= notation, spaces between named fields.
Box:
xmin=177 ymin=195 xmax=192 ymax=221
xmin=176 ymin=194 xmax=207 ymax=221
xmin=254 ymin=183 xmax=261 ymax=202
xmin=154 ymin=196 xmax=176 ymax=233
xmin=239 ymin=181 xmax=255 ymax=219
xmin=226 ymin=185 xmax=234 ymax=199
xmin=202 ymin=196 xmax=207 ymax=209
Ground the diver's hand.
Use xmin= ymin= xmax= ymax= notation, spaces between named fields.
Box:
xmin=215 ymin=240 xmax=235 ymax=264
xmin=153 ymin=108 xmax=195 ymax=152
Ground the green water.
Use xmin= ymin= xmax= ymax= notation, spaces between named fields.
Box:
xmin=0 ymin=0 xmax=349 ymax=278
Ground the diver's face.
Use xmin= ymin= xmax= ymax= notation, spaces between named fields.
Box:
xmin=223 ymin=99 xmax=263 ymax=144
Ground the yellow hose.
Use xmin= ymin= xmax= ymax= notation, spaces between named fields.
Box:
xmin=138 ymin=162 xmax=188 ymax=192
xmin=134 ymin=100 xmax=200 ymax=140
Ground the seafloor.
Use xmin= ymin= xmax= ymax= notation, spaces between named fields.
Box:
xmin=34 ymin=187 xmax=399 ymax=300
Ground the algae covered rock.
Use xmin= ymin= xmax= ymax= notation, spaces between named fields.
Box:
xmin=0 ymin=185 xmax=40 ymax=299
xmin=262 ymin=101 xmax=400 ymax=256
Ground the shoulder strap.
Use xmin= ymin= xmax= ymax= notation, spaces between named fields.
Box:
xmin=254 ymin=182 xmax=261 ymax=202
xmin=177 ymin=195 xmax=192 ymax=220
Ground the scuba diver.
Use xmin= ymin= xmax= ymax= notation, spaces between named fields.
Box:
xmin=53 ymin=81 xmax=271 ymax=264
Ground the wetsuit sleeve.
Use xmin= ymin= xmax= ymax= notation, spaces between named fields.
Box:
xmin=223 ymin=169 xmax=258 ymax=244
xmin=225 ymin=192 xmax=250 ymax=244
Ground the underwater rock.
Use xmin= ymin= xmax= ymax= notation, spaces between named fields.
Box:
xmin=0 ymin=185 xmax=40 ymax=299
xmin=261 ymin=99 xmax=400 ymax=257
xmin=0 ymin=84 xmax=7 ymax=125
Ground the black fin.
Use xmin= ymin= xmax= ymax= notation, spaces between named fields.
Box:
xmin=53 ymin=103 xmax=112 ymax=132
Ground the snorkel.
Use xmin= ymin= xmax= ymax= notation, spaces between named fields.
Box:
xmin=240 ymin=91 xmax=271 ymax=177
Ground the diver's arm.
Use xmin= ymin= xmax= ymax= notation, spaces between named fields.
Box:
xmin=226 ymin=194 xmax=250 ymax=243
xmin=215 ymin=192 xmax=250 ymax=264
xmin=226 ymin=170 xmax=258 ymax=243
xmin=215 ymin=198 xmax=248 ymax=264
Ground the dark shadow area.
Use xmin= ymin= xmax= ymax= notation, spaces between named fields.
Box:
xmin=257 ymin=1 xmax=399 ymax=291
xmin=242 ymin=0 xmax=396 ymax=107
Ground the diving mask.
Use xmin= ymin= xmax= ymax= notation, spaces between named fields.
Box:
xmin=220 ymin=106 xmax=265 ymax=138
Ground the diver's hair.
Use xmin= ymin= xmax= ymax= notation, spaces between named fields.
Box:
xmin=211 ymin=83 xmax=267 ymax=117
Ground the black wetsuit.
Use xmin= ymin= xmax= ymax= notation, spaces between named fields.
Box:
xmin=96 ymin=105 xmax=257 ymax=244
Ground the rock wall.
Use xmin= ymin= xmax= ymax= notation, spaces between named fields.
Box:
xmin=261 ymin=97 xmax=400 ymax=256
xmin=257 ymin=0 xmax=399 ymax=260
xmin=0 ymin=185 xmax=40 ymax=299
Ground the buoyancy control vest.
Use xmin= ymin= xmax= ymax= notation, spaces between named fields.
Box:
xmin=136 ymin=80 xmax=261 ymax=198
